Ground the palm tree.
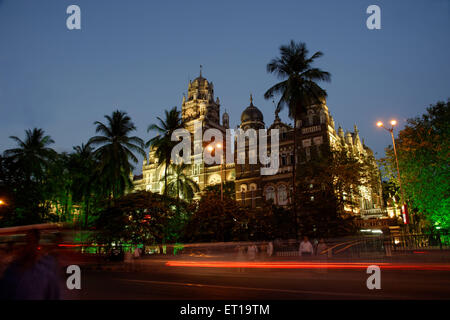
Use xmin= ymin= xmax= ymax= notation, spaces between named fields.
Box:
xmin=146 ymin=107 xmax=185 ymax=195
xmin=264 ymin=41 xmax=330 ymax=236
xmin=70 ymin=143 xmax=99 ymax=227
xmin=4 ymin=128 xmax=56 ymax=182
xmin=88 ymin=110 xmax=146 ymax=199
xmin=164 ymin=163 xmax=199 ymax=202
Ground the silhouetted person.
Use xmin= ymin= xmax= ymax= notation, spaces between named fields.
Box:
xmin=247 ymin=243 xmax=258 ymax=261
xmin=267 ymin=241 xmax=274 ymax=258
xmin=299 ymin=236 xmax=314 ymax=257
xmin=0 ymin=229 xmax=61 ymax=300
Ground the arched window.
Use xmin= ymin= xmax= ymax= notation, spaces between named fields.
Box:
xmin=240 ymin=184 xmax=248 ymax=205
xmin=265 ymin=186 xmax=276 ymax=204
xmin=278 ymin=184 xmax=288 ymax=205
xmin=320 ymin=111 xmax=326 ymax=124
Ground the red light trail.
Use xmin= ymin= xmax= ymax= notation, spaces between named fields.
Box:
xmin=165 ymin=260 xmax=450 ymax=271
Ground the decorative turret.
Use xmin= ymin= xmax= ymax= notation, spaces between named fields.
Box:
xmin=330 ymin=115 xmax=335 ymax=130
xmin=222 ymin=110 xmax=230 ymax=129
xmin=352 ymin=124 xmax=363 ymax=151
xmin=338 ymin=126 xmax=344 ymax=139
xmin=187 ymin=66 xmax=214 ymax=101
xmin=345 ymin=131 xmax=353 ymax=145
xmin=182 ymin=67 xmax=220 ymax=125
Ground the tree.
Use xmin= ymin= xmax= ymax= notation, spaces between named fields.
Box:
xmin=247 ymin=203 xmax=297 ymax=241
xmin=45 ymin=152 xmax=74 ymax=223
xmin=0 ymin=154 xmax=56 ymax=226
xmin=146 ymin=107 xmax=185 ymax=195
xmin=69 ymin=144 xmax=101 ymax=228
xmin=1 ymin=129 xmax=57 ymax=226
xmin=389 ymin=100 xmax=450 ymax=231
xmin=164 ymin=163 xmax=199 ymax=202
xmin=88 ymin=110 xmax=146 ymax=199
xmin=204 ymin=181 xmax=236 ymax=199
xmin=264 ymin=41 xmax=331 ymax=235
xmin=295 ymin=146 xmax=363 ymax=238
xmin=4 ymin=128 xmax=56 ymax=183
xmin=378 ymin=152 xmax=401 ymax=213
xmin=94 ymin=191 xmax=178 ymax=246
xmin=184 ymin=192 xmax=248 ymax=242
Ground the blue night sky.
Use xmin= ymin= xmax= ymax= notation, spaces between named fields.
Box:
xmin=0 ymin=0 xmax=449 ymax=172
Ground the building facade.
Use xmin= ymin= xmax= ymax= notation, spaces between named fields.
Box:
xmin=133 ymin=72 xmax=384 ymax=217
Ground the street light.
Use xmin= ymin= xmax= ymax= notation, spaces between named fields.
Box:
xmin=376 ymin=120 xmax=409 ymax=224
xmin=0 ymin=199 xmax=4 ymax=206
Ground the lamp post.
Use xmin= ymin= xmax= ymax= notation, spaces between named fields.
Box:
xmin=377 ymin=120 xmax=409 ymax=225
xmin=207 ymin=143 xmax=224 ymax=201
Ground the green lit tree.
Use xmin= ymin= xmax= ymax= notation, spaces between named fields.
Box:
xmin=164 ymin=163 xmax=199 ymax=202
xmin=390 ymin=100 xmax=450 ymax=231
xmin=69 ymin=144 xmax=101 ymax=227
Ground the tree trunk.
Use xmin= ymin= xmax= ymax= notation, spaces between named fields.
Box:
xmin=84 ymin=196 xmax=90 ymax=229
xmin=164 ymin=161 xmax=168 ymax=195
xmin=292 ymin=107 xmax=298 ymax=240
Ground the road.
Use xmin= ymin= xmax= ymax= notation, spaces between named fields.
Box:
xmin=62 ymin=257 xmax=450 ymax=300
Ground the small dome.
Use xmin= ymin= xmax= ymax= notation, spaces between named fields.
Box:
xmin=193 ymin=75 xmax=207 ymax=83
xmin=241 ymin=94 xmax=264 ymax=123
xmin=193 ymin=65 xmax=208 ymax=85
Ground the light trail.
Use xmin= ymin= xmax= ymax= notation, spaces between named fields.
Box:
xmin=165 ymin=260 xmax=450 ymax=271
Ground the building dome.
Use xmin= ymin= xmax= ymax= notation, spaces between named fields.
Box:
xmin=241 ymin=94 xmax=264 ymax=123
xmin=192 ymin=65 xmax=208 ymax=85
xmin=193 ymin=75 xmax=207 ymax=85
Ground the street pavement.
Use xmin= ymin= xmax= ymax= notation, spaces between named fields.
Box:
xmin=62 ymin=255 xmax=450 ymax=300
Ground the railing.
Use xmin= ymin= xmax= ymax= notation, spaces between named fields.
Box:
xmin=272 ymin=233 xmax=449 ymax=259
xmin=301 ymin=125 xmax=321 ymax=134
xmin=337 ymin=232 xmax=449 ymax=258
xmin=360 ymin=208 xmax=388 ymax=216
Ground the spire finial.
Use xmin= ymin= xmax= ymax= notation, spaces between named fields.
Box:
xmin=273 ymin=100 xmax=280 ymax=119
xmin=250 ymin=93 xmax=253 ymax=105
xmin=200 ymin=65 xmax=203 ymax=77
